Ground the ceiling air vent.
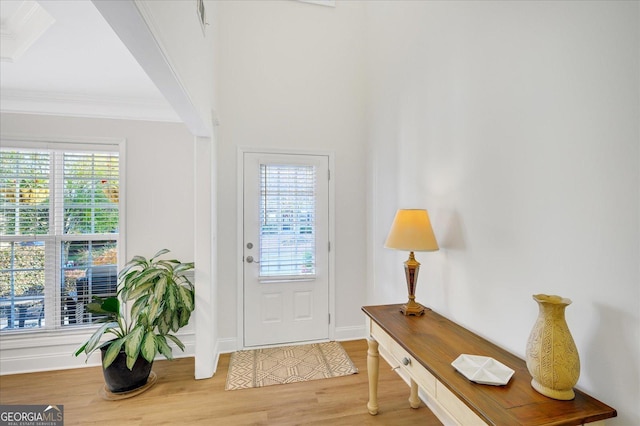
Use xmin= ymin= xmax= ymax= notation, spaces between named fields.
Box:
xmin=197 ymin=0 xmax=207 ymax=36
xmin=0 ymin=0 xmax=55 ymax=63
xmin=297 ymin=0 xmax=336 ymax=7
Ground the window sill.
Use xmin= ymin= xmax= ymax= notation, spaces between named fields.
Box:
xmin=0 ymin=326 xmax=98 ymax=350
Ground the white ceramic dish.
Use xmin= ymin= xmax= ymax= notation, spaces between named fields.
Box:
xmin=451 ymin=354 xmax=515 ymax=386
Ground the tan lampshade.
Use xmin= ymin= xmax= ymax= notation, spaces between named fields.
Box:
xmin=384 ymin=209 xmax=439 ymax=252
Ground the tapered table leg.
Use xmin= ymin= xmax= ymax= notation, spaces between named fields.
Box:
xmin=409 ymin=378 xmax=420 ymax=408
xmin=367 ymin=338 xmax=379 ymax=415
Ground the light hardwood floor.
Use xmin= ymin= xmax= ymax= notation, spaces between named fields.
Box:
xmin=0 ymin=339 xmax=442 ymax=425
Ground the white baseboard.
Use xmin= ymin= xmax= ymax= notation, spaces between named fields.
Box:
xmin=335 ymin=324 xmax=367 ymax=341
xmin=215 ymin=337 xmax=239 ymax=354
xmin=0 ymin=330 xmax=195 ymax=376
xmin=214 ymin=325 xmax=366 ymax=355
xmin=1 ymin=326 xmax=366 ymax=376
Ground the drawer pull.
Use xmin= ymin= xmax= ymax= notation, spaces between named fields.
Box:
xmin=391 ymin=357 xmax=412 ymax=371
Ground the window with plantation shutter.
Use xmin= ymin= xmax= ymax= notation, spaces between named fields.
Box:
xmin=0 ymin=151 xmax=50 ymax=236
xmin=259 ymin=164 xmax=316 ymax=278
xmin=61 ymin=152 xmax=119 ymax=235
xmin=0 ymin=142 xmax=120 ymax=333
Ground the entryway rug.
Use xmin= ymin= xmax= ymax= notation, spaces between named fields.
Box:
xmin=225 ymin=341 xmax=358 ymax=390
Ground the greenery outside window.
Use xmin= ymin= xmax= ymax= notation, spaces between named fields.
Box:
xmin=0 ymin=143 xmax=120 ymax=332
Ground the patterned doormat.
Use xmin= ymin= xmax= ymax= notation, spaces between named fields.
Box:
xmin=225 ymin=341 xmax=358 ymax=390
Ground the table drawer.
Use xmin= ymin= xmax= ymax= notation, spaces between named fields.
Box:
xmin=371 ymin=321 xmax=437 ymax=396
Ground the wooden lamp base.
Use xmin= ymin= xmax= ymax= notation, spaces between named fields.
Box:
xmin=400 ymin=299 xmax=426 ymax=316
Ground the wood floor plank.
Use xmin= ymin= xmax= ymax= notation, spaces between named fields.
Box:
xmin=0 ymin=339 xmax=442 ymax=425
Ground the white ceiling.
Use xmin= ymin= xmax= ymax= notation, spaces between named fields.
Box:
xmin=0 ymin=0 xmax=179 ymax=122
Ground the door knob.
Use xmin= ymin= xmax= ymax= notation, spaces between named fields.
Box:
xmin=246 ymin=255 xmax=259 ymax=263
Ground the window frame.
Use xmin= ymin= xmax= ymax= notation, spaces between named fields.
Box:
xmin=0 ymin=136 xmax=125 ymax=336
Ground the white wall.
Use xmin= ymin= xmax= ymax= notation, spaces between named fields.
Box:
xmin=0 ymin=112 xmax=196 ymax=373
xmin=215 ymin=0 xmax=367 ymax=348
xmin=366 ymin=1 xmax=639 ymax=424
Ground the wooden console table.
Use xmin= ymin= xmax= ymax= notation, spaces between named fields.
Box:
xmin=362 ymin=304 xmax=616 ymax=425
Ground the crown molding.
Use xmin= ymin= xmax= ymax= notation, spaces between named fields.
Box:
xmin=0 ymin=89 xmax=181 ymax=122
xmin=92 ymin=0 xmax=210 ymax=135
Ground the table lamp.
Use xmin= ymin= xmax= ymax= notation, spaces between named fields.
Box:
xmin=384 ymin=209 xmax=439 ymax=316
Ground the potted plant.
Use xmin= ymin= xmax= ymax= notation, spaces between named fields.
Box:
xmin=74 ymin=249 xmax=195 ymax=393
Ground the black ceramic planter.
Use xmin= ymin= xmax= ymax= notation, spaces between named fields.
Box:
xmin=100 ymin=344 xmax=153 ymax=393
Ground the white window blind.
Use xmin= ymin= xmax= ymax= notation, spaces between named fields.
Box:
xmin=259 ymin=164 xmax=316 ymax=278
xmin=0 ymin=150 xmax=50 ymax=236
xmin=1 ymin=145 xmax=119 ymax=332
xmin=59 ymin=152 xmax=119 ymax=235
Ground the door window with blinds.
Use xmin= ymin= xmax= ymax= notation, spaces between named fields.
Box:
xmin=259 ymin=163 xmax=316 ymax=279
xmin=0 ymin=143 xmax=120 ymax=332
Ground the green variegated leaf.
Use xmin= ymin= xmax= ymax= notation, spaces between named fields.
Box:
xmin=130 ymin=295 xmax=149 ymax=320
xmin=140 ymin=331 xmax=157 ymax=363
xmin=74 ymin=342 xmax=89 ymax=357
xmin=173 ymin=262 xmax=194 ymax=274
xmin=150 ymin=248 xmax=170 ymax=261
xmin=118 ymin=258 xmax=146 ymax=280
xmin=179 ymin=308 xmax=191 ymax=328
xmin=163 ymin=313 xmax=172 ymax=332
xmin=154 ymin=275 xmax=167 ymax=300
xmin=171 ymin=312 xmax=179 ymax=332
xmin=165 ymin=334 xmax=185 ymax=351
xmin=131 ymin=268 xmax=163 ymax=288
xmin=157 ymin=315 xmax=170 ymax=335
xmin=137 ymin=312 xmax=149 ymax=329
xmin=127 ymin=281 xmax=154 ymax=301
xmin=125 ymin=326 xmax=143 ymax=360
xmin=126 ymin=354 xmax=137 ymax=370
xmin=79 ymin=322 xmax=119 ymax=356
xmin=155 ymin=335 xmax=173 ymax=359
xmin=163 ymin=308 xmax=172 ymax=323
xmin=156 ymin=260 xmax=176 ymax=270
xmin=102 ymin=338 xmax=125 ymax=369
xmin=131 ymin=254 xmax=149 ymax=264
xmin=148 ymin=298 xmax=161 ymax=323
xmin=167 ymin=283 xmax=176 ymax=311
xmin=178 ymin=286 xmax=194 ymax=312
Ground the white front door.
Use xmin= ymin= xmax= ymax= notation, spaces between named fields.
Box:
xmin=243 ymin=152 xmax=330 ymax=347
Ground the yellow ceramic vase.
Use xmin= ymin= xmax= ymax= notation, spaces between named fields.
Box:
xmin=525 ymin=294 xmax=580 ymax=400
